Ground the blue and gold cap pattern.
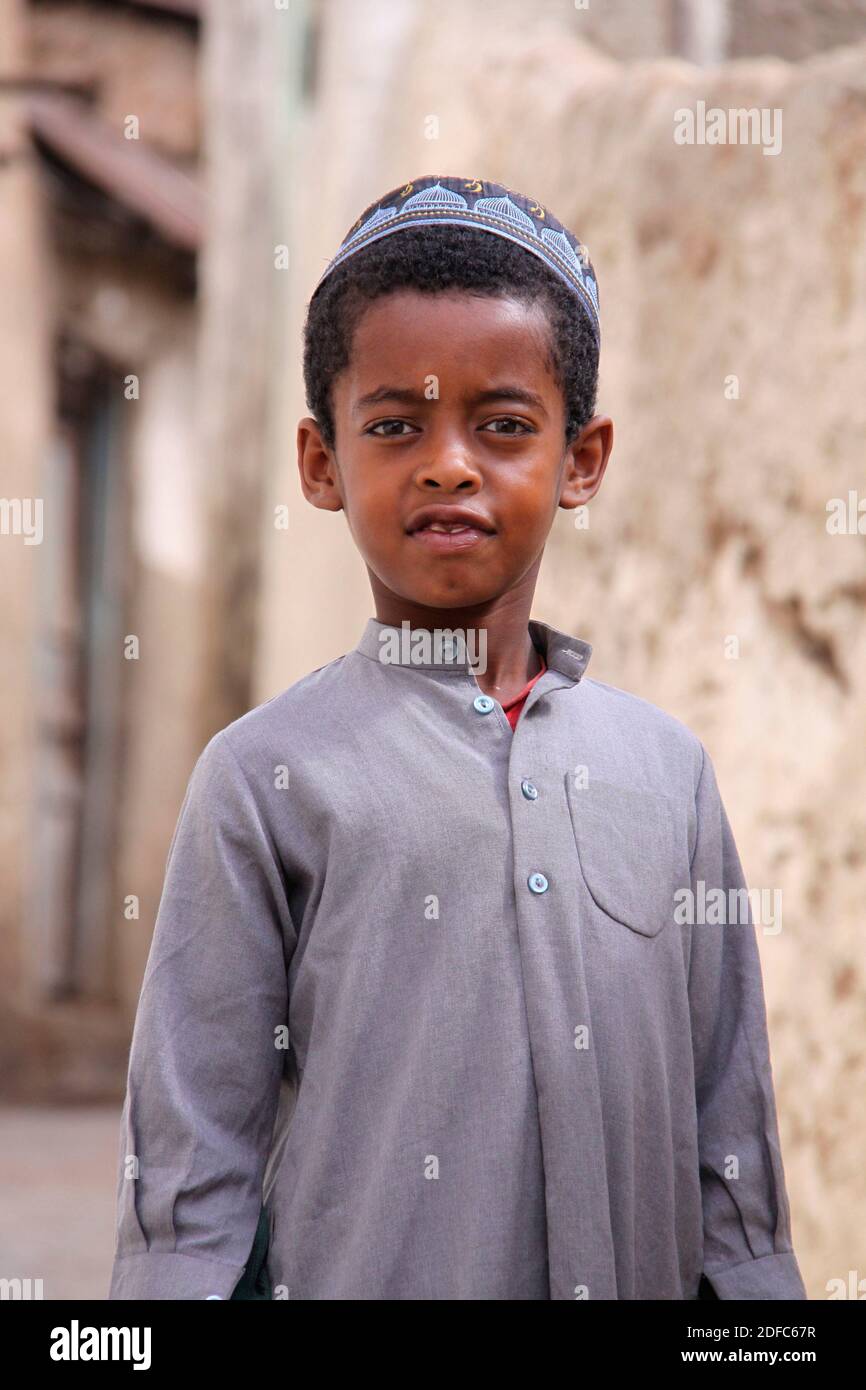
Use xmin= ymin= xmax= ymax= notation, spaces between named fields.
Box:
xmin=311 ymin=174 xmax=600 ymax=345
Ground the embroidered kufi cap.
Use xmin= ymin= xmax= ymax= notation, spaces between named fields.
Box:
xmin=311 ymin=173 xmax=600 ymax=345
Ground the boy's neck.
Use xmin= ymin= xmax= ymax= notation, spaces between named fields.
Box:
xmin=371 ymin=590 xmax=543 ymax=703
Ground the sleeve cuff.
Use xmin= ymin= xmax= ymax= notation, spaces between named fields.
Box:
xmin=703 ymin=1251 xmax=808 ymax=1300
xmin=108 ymin=1251 xmax=246 ymax=1301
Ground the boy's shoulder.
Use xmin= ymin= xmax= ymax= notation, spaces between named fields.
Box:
xmin=573 ymin=673 xmax=707 ymax=788
xmin=189 ymin=644 xmax=353 ymax=778
xmin=579 ymin=672 xmax=702 ymax=742
xmin=210 ymin=652 xmax=353 ymax=756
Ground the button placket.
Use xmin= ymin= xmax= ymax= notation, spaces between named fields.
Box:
xmin=462 ymin=656 xmax=517 ymax=733
xmin=468 ymin=687 xmax=514 ymax=734
xmin=503 ymin=670 xmax=614 ymax=1300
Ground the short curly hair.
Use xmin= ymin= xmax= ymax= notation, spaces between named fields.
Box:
xmin=302 ymin=225 xmax=599 ymax=453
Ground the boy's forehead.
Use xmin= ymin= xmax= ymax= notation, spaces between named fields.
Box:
xmin=346 ymin=292 xmax=557 ymax=384
xmin=354 ymin=287 xmax=550 ymax=339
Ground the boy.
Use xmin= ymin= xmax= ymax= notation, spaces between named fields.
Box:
xmin=109 ymin=174 xmax=807 ymax=1300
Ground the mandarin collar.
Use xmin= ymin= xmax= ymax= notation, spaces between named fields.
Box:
xmin=353 ymin=616 xmax=592 ymax=683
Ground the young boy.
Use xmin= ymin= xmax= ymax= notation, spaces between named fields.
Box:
xmin=109 ymin=174 xmax=807 ymax=1301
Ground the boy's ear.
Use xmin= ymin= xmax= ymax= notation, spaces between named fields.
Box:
xmin=297 ymin=416 xmax=345 ymax=513
xmin=559 ymin=415 xmax=614 ymax=511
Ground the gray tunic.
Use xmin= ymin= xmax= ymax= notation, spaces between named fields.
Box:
xmin=108 ymin=617 xmax=807 ymax=1300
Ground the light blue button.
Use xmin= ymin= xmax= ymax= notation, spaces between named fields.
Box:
xmin=205 ymin=1294 xmax=224 ymax=1299
xmin=528 ymin=872 xmax=549 ymax=894
xmin=521 ymin=779 xmax=538 ymax=800
xmin=473 ymin=695 xmax=495 ymax=714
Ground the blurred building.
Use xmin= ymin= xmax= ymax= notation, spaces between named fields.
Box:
xmin=0 ymin=0 xmax=307 ymax=1098
xmin=1 ymin=0 xmax=202 ymax=1101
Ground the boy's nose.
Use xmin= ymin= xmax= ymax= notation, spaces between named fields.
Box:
xmin=414 ymin=445 xmax=481 ymax=490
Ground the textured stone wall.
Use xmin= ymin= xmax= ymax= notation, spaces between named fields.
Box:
xmin=257 ymin=0 xmax=866 ymax=1296
xmin=728 ymin=0 xmax=866 ymax=61
xmin=512 ymin=0 xmax=866 ymax=63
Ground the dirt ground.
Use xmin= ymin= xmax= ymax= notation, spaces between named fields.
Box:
xmin=0 ymin=1104 xmax=121 ymax=1300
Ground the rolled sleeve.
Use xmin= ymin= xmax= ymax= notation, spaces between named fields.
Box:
xmin=687 ymin=744 xmax=807 ymax=1301
xmin=704 ymin=1251 xmax=807 ymax=1301
xmin=109 ymin=1251 xmax=245 ymax=1301
xmin=108 ymin=730 xmax=293 ymax=1300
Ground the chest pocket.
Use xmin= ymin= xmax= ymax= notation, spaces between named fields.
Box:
xmin=564 ymin=774 xmax=683 ymax=937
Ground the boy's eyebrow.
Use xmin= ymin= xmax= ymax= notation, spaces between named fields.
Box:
xmin=352 ymin=385 xmax=548 ymax=415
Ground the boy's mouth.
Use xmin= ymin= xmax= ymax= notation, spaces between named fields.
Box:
xmin=406 ymin=505 xmax=496 ymax=553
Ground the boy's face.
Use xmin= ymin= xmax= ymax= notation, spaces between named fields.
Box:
xmin=298 ymin=289 xmax=612 ymax=620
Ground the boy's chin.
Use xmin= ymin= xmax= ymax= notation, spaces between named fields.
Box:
xmin=390 ymin=579 xmax=505 ymax=613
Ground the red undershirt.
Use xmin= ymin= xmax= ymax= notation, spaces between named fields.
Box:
xmin=499 ymin=654 xmax=548 ymax=731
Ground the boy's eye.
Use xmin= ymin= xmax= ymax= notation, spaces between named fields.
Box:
xmin=481 ymin=417 xmax=534 ymax=435
xmin=366 ymin=419 xmax=417 ymax=437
